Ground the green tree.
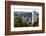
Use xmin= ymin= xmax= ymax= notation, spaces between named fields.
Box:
xmin=14 ymin=16 xmax=23 ymax=27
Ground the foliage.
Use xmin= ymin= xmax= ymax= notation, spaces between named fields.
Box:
xmin=14 ymin=16 xmax=39 ymax=27
xmin=14 ymin=16 xmax=23 ymax=27
xmin=33 ymin=21 xmax=39 ymax=27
